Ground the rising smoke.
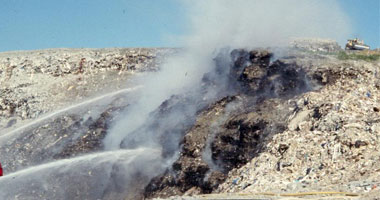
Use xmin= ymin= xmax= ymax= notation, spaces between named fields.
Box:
xmin=104 ymin=0 xmax=351 ymax=156
xmin=102 ymin=0 xmax=351 ymax=196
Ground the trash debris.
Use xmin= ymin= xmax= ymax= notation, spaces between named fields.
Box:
xmin=216 ymin=48 xmax=380 ymax=196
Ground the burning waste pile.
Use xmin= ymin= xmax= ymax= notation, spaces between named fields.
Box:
xmin=2 ymin=0 xmax=377 ymax=199
xmin=143 ymin=49 xmax=315 ymax=198
xmin=0 ymin=47 xmax=322 ymax=200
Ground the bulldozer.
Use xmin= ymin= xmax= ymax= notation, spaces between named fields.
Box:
xmin=345 ymin=38 xmax=370 ymax=50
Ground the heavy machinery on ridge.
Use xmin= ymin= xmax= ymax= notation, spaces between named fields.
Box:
xmin=345 ymin=38 xmax=370 ymax=50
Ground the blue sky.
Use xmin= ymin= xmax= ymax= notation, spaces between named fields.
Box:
xmin=340 ymin=0 xmax=379 ymax=49
xmin=0 ymin=0 xmax=379 ymax=52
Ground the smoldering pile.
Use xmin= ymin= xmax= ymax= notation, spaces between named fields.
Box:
xmin=142 ymin=48 xmax=315 ymax=198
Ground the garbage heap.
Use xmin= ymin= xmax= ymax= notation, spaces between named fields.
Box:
xmin=146 ymin=48 xmax=380 ymax=199
xmin=217 ymin=55 xmax=380 ymax=197
xmin=291 ymin=38 xmax=342 ymax=52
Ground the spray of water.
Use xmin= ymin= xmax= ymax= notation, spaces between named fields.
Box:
xmin=0 ymin=86 xmax=140 ymax=142
xmin=0 ymin=148 xmax=166 ymax=200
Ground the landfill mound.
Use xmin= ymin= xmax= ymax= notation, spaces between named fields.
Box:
xmin=0 ymin=45 xmax=379 ymax=200
xmin=291 ymin=38 xmax=342 ymax=52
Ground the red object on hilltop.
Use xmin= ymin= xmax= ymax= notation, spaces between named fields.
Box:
xmin=0 ymin=162 xmax=3 ymax=176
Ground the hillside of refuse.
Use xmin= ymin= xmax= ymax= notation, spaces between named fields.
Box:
xmin=0 ymin=41 xmax=379 ymax=200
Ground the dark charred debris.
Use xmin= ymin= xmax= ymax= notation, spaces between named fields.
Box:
xmin=143 ymin=49 xmax=327 ymax=198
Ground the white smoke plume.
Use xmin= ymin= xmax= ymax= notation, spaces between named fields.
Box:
xmin=105 ymin=0 xmax=351 ymax=150
xmin=101 ymin=1 xmax=352 ymax=196
xmin=182 ymin=0 xmax=351 ymax=48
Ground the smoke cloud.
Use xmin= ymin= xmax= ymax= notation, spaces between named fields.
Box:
xmin=181 ymin=0 xmax=351 ymax=48
xmin=99 ymin=0 xmax=350 ymax=197
xmin=102 ymin=0 xmax=352 ymax=196
xmin=105 ymin=0 xmax=351 ymax=151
